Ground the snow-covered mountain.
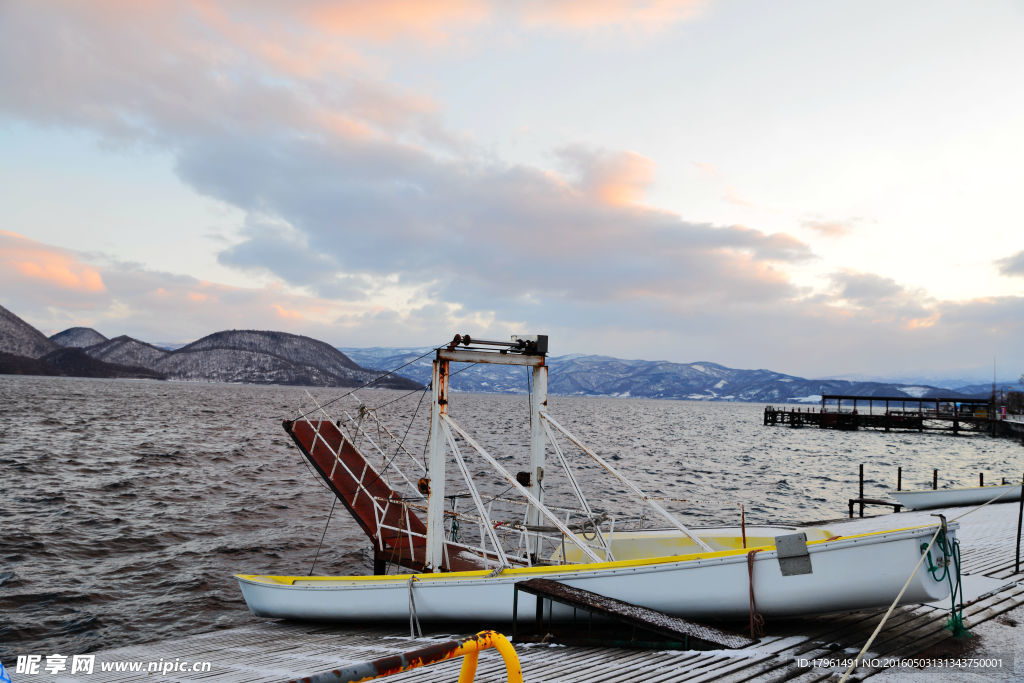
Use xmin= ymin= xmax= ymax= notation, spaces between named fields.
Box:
xmin=49 ymin=326 xmax=108 ymax=348
xmin=0 ymin=304 xmax=57 ymax=358
xmin=86 ymin=335 xmax=170 ymax=367
xmin=2 ymin=308 xmax=418 ymax=388
xmin=151 ymin=331 xmax=418 ymax=388
xmin=341 ymin=347 xmax=987 ymax=402
xmin=0 ymin=302 xmax=993 ymax=398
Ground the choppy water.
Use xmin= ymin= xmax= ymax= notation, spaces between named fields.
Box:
xmin=2 ymin=375 xmax=1023 ymax=660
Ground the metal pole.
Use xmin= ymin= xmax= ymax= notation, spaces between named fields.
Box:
xmin=527 ymin=364 xmax=548 ymax=559
xmin=897 ymin=466 xmax=902 ymax=491
xmin=933 ymin=469 xmax=938 ymax=490
xmin=980 ymin=472 xmax=984 ymax=487
xmin=425 ymin=357 xmax=449 ymax=571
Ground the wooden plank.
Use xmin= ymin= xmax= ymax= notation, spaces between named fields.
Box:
xmin=515 ymin=578 xmax=756 ymax=649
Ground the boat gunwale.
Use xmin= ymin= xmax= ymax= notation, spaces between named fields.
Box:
xmin=236 ymin=522 xmax=953 ymax=588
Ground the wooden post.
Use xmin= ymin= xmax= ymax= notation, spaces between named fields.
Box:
xmin=897 ymin=466 xmax=902 ymax=491
xmin=933 ymin=469 xmax=938 ymax=490
xmin=859 ymin=463 xmax=865 ymax=518
xmin=980 ymin=472 xmax=984 ymax=487
xmin=1016 ymin=473 xmax=1023 ymax=575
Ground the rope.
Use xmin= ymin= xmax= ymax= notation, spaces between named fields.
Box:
xmin=368 ymin=361 xmax=482 ymax=413
xmin=372 ymin=384 xmax=429 ymax=411
xmin=308 ymin=497 xmax=338 ymax=575
xmin=746 ymin=549 xmax=766 ymax=638
xmin=838 ymin=524 xmax=943 ymax=682
xmin=356 ymin=388 xmax=429 ymax=493
xmin=295 ymin=345 xmax=443 ymax=421
xmin=948 ymin=483 xmax=1022 ymax=523
xmin=408 ymin=576 xmax=423 ymax=638
xmin=921 ymin=518 xmax=968 ymax=638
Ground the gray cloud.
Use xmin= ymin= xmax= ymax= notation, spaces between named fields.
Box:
xmin=996 ymin=251 xmax=1024 ymax=278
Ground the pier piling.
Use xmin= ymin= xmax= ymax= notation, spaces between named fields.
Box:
xmin=1017 ymin=474 xmax=1023 ymax=575
xmin=848 ymin=464 xmax=902 ymax=517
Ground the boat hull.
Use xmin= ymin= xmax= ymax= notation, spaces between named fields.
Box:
xmin=891 ymin=484 xmax=1022 ymax=510
xmin=237 ymin=524 xmax=955 ymax=621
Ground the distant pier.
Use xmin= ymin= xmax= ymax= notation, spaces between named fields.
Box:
xmin=764 ymin=394 xmax=1024 ymax=436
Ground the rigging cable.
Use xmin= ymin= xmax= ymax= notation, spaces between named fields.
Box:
xmin=308 ymin=497 xmax=338 ymax=576
xmin=295 ymin=344 xmax=444 ymax=421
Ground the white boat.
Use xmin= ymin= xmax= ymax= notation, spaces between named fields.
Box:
xmin=237 ymin=334 xmax=960 ymax=623
xmin=891 ymin=483 xmax=1021 ymax=510
xmin=237 ymin=523 xmax=956 ymax=621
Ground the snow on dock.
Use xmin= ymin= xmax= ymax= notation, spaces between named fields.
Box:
xmin=36 ymin=502 xmax=1024 ymax=682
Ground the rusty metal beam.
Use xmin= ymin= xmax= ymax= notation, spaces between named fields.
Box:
xmin=437 ymin=348 xmax=546 ymax=367
xmin=289 ymin=630 xmax=523 ymax=683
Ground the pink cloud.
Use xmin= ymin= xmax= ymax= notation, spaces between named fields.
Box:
xmin=0 ymin=231 xmax=106 ymax=293
xmin=558 ymin=147 xmax=656 ymax=206
xmin=802 ymin=218 xmax=855 ymax=238
xmin=272 ymin=303 xmax=304 ymax=320
xmin=517 ymin=0 xmax=708 ymax=31
xmin=724 ymin=186 xmax=756 ymax=209
xmin=304 ymin=0 xmax=489 ymax=43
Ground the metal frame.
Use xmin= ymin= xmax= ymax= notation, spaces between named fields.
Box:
xmin=424 ymin=337 xmax=607 ymax=570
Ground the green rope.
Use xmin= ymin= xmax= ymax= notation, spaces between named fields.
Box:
xmin=921 ymin=523 xmax=969 ymax=638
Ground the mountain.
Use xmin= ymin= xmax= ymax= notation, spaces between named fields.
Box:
xmin=0 ymin=351 xmax=57 ymax=375
xmin=154 ymin=330 xmax=419 ymax=388
xmin=0 ymin=304 xmax=57 ymax=358
xmin=0 ymin=348 xmax=164 ymax=379
xmin=952 ymin=381 xmax=1021 ymax=397
xmin=0 ymin=303 xmax=991 ymax=398
xmin=85 ymin=335 xmax=170 ymax=367
xmin=339 ymin=346 xmax=527 ymax=392
xmin=50 ymin=326 xmax=108 ymax=348
xmin=0 ymin=307 xmax=417 ymax=388
xmin=341 ymin=347 xmax=986 ymax=403
xmin=39 ymin=348 xmax=165 ymax=379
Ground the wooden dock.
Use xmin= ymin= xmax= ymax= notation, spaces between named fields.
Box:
xmin=763 ymin=394 xmax=1013 ymax=435
xmin=31 ymin=502 xmax=1024 ymax=682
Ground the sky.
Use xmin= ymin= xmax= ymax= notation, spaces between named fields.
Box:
xmin=1 ymin=0 xmax=1022 ymax=381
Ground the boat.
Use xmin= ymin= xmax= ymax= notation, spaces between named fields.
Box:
xmin=891 ymin=483 xmax=1022 ymax=510
xmin=237 ymin=334 xmax=959 ymax=622
xmin=237 ymin=523 xmax=955 ymax=621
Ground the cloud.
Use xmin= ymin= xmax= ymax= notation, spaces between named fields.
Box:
xmin=0 ymin=231 xmax=106 ymax=297
xmin=301 ymin=0 xmax=490 ymax=43
xmin=724 ymin=186 xmax=756 ymax=209
xmin=3 ymin=232 xmax=1022 ymax=380
xmin=1 ymin=2 xmax=1022 ymax=379
xmin=996 ymin=250 xmax=1024 ymax=278
xmin=802 ymin=218 xmax=855 ymax=238
xmin=557 ymin=146 xmax=656 ymax=206
xmin=826 ymin=269 xmax=941 ymax=330
xmin=192 ymin=129 xmax=813 ymax=314
xmin=516 ymin=0 xmax=708 ymax=31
